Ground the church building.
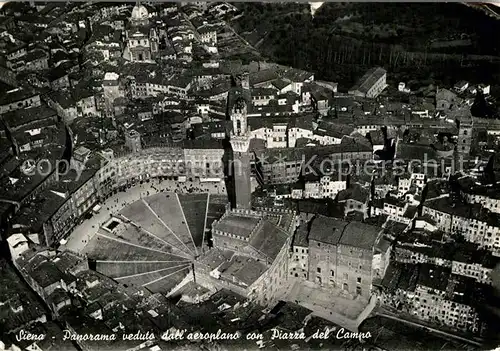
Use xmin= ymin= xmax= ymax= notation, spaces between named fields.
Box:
xmin=123 ymin=4 xmax=159 ymax=62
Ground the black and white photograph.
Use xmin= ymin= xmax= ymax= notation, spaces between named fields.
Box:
xmin=0 ymin=1 xmax=500 ymax=350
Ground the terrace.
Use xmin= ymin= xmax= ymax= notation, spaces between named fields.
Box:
xmin=214 ymin=214 xmax=261 ymax=239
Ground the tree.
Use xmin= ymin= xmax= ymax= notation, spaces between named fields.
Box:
xmin=471 ymin=90 xmax=496 ymax=118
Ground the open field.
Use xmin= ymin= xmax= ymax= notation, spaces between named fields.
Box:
xmin=145 ymin=193 xmax=197 ymax=255
xmin=110 ymin=221 xmax=179 ymax=254
xmin=71 ymin=185 xmax=229 ymax=295
xmin=83 ymin=234 xmax=176 ymax=261
xmin=119 ymin=201 xmax=174 ymax=246
xmin=178 ymin=193 xmax=209 ymax=249
xmin=144 ymin=266 xmax=191 ymax=294
xmin=117 ymin=263 xmax=190 ymax=288
xmin=121 ymin=199 xmax=191 ymax=254
xmin=96 ymin=260 xmax=190 ymax=279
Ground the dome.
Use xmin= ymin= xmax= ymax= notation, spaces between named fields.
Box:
xmin=131 ymin=4 xmax=148 ymax=21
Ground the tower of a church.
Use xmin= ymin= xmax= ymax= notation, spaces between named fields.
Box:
xmin=456 ymin=110 xmax=473 ymax=158
xmin=229 ymin=97 xmax=252 ymax=209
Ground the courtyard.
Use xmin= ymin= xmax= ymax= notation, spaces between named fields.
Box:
xmin=285 ymin=279 xmax=376 ymax=331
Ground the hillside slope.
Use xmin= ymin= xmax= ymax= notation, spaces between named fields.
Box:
xmin=232 ymin=3 xmax=500 ymax=94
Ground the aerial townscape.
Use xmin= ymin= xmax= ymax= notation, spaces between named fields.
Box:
xmin=1 ymin=2 xmax=500 ymax=350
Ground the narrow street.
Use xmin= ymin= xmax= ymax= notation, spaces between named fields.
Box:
xmin=377 ymin=312 xmax=483 ymax=347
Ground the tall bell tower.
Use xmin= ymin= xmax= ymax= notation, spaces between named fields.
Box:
xmin=456 ymin=109 xmax=473 ymax=158
xmin=229 ymin=97 xmax=252 ymax=209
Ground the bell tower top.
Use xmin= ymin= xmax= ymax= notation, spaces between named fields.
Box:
xmin=230 ymin=97 xmax=248 ymax=137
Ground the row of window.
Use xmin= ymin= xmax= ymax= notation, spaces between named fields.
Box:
xmin=252 ymin=95 xmax=275 ymax=100
xmin=315 ymin=267 xmax=363 ymax=283
xmin=314 ymin=277 xmax=363 ymax=294
xmin=130 ymin=39 xmax=150 ymax=46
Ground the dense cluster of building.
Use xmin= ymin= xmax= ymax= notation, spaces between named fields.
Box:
xmin=0 ymin=2 xmax=499 ymax=350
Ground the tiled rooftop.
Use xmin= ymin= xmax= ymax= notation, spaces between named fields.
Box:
xmin=0 ymin=259 xmax=47 ymax=333
xmin=349 ymin=67 xmax=387 ymax=94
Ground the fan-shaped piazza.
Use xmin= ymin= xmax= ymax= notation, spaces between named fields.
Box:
xmin=82 ymin=192 xmax=226 ymax=294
